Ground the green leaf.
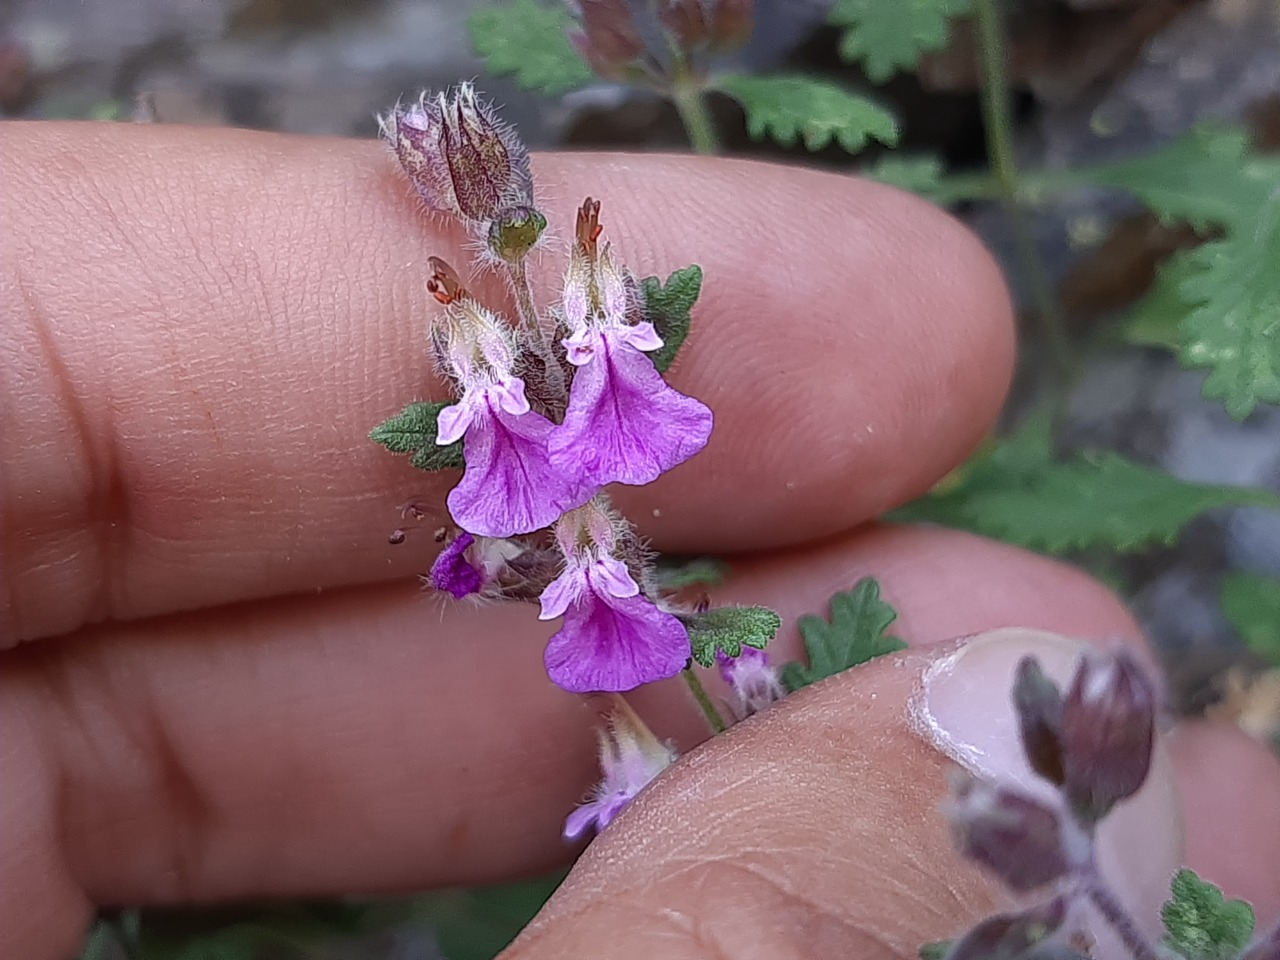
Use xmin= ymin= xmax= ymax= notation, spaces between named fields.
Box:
xmin=1176 ymin=217 xmax=1280 ymax=419
xmin=890 ymin=416 xmax=1280 ymax=553
xmin=469 ymin=0 xmax=592 ymax=96
xmin=370 ymin=400 xmax=465 ymax=471
xmin=714 ymin=74 xmax=899 ymax=154
xmin=1080 ymin=124 xmax=1280 ymax=418
xmin=864 ymin=153 xmax=946 ymax=200
xmin=1118 ymin=249 xmax=1199 ymax=350
xmin=917 ymin=940 xmax=952 ymax=960
xmin=1087 ymin=124 xmax=1263 ymax=232
xmin=1221 ymin=571 xmax=1280 ymax=666
xmin=642 ymin=265 xmax=703 ymax=372
xmin=682 ymin=606 xmax=782 ymax=668
xmin=1161 ymin=868 xmax=1255 ymax=960
xmin=830 ymin=0 xmax=972 ymax=83
xmin=781 ymin=578 xmax=906 ymax=691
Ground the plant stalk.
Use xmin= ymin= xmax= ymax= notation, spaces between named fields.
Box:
xmin=671 ymin=82 xmax=721 ymax=156
xmin=1085 ymin=874 xmax=1162 ymax=960
xmin=972 ymin=0 xmax=1075 ymax=396
xmin=507 ymin=256 xmax=566 ymax=400
xmin=682 ymin=667 xmax=728 ymax=733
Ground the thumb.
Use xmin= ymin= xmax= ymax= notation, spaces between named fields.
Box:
xmin=504 ymin=629 xmax=1183 ymax=960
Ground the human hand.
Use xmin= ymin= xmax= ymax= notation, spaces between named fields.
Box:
xmin=2 ymin=122 xmax=1277 ymax=960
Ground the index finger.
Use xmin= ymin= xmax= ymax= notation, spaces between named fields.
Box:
xmin=0 ymin=121 xmax=1013 ymax=643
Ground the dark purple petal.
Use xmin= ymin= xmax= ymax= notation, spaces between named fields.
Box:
xmin=448 ymin=398 xmax=592 ymax=538
xmin=544 ymin=588 xmax=691 ymax=693
xmin=1014 ymin=656 xmax=1066 ymax=787
xmin=550 ymin=334 xmax=712 ymax=487
xmin=946 ymin=772 xmax=1070 ymax=892
xmin=1061 ymin=652 xmax=1156 ymax=826
xmin=428 ymin=532 xmax=484 ymax=598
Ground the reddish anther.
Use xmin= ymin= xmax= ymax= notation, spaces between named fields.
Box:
xmin=576 ymin=197 xmax=603 ymax=257
xmin=426 ymin=256 xmax=466 ymax=304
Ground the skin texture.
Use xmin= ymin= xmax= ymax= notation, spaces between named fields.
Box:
xmin=1 ymin=122 xmax=1278 ymax=960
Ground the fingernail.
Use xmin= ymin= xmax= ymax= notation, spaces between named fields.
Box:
xmin=911 ymin=627 xmax=1184 ymax=944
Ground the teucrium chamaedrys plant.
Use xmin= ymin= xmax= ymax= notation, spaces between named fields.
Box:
xmin=370 ymin=82 xmax=790 ymax=832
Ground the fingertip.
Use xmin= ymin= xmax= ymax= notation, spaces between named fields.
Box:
xmin=1169 ymin=720 xmax=1280 ymax=926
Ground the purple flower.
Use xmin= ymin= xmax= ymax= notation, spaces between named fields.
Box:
xmin=539 ymin=503 xmax=691 ymax=693
xmin=438 ymin=374 xmax=590 ymax=538
xmin=548 ymin=216 xmax=712 ymax=487
xmin=564 ymin=695 xmax=677 ymax=841
xmin=550 ymin=321 xmax=713 ymax=487
xmin=716 ymin=646 xmax=785 ymax=719
xmin=429 ymin=532 xmax=483 ymax=598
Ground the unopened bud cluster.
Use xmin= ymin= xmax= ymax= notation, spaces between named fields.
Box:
xmin=941 ymin=650 xmax=1159 ymax=960
xmin=569 ymin=0 xmax=754 ymax=84
xmin=379 ymin=84 xmax=544 ymax=265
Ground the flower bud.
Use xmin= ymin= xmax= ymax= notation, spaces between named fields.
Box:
xmin=379 ymin=83 xmax=531 ymax=224
xmin=658 ymin=0 xmax=753 ymax=54
xmin=1060 ymin=651 xmax=1156 ymax=827
xmin=944 ymin=897 xmax=1069 ymax=960
xmin=564 ymin=694 xmax=678 ymax=839
xmin=717 ymin=646 xmax=785 ymax=718
xmin=569 ymin=0 xmax=645 ymax=82
xmin=945 ymin=771 xmax=1070 ymax=892
xmin=1013 ymin=656 xmax=1066 ymax=787
xmin=487 ymin=205 xmax=547 ymax=264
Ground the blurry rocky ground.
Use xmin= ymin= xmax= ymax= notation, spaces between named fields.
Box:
xmin=4 ymin=0 xmax=1279 ymax=953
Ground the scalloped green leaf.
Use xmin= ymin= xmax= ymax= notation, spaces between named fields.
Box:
xmin=683 ymin=606 xmax=781 ymax=668
xmin=830 ymin=0 xmax=971 ymax=83
xmin=890 ymin=416 xmax=1280 ymax=552
xmin=642 ymin=265 xmax=702 ymax=372
xmin=370 ymin=401 xmax=464 ymax=471
xmin=469 ymin=0 xmax=592 ymax=96
xmin=714 ymin=74 xmax=898 ymax=154
xmin=781 ymin=578 xmax=905 ymax=691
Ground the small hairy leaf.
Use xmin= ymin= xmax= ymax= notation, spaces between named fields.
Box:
xmin=781 ymin=578 xmax=905 ymax=691
xmin=683 ymin=606 xmax=781 ymax=668
xmin=1162 ymin=868 xmax=1255 ymax=960
xmin=714 ymin=74 xmax=898 ymax=154
xmin=642 ymin=265 xmax=703 ymax=372
xmin=1221 ymin=571 xmax=1280 ymax=666
xmin=890 ymin=416 xmax=1280 ymax=553
xmin=469 ymin=0 xmax=592 ymax=96
xmin=370 ymin=401 xmax=465 ymax=471
xmin=1176 ymin=220 xmax=1280 ymax=420
xmin=830 ymin=0 xmax=971 ymax=83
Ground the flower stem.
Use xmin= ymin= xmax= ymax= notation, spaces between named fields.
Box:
xmin=671 ymin=82 xmax=721 ymax=156
xmin=1086 ymin=873 xmax=1162 ymax=960
xmin=972 ymin=0 xmax=1075 ymax=394
xmin=682 ymin=667 xmax=728 ymax=733
xmin=507 ymin=256 xmax=566 ymax=401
